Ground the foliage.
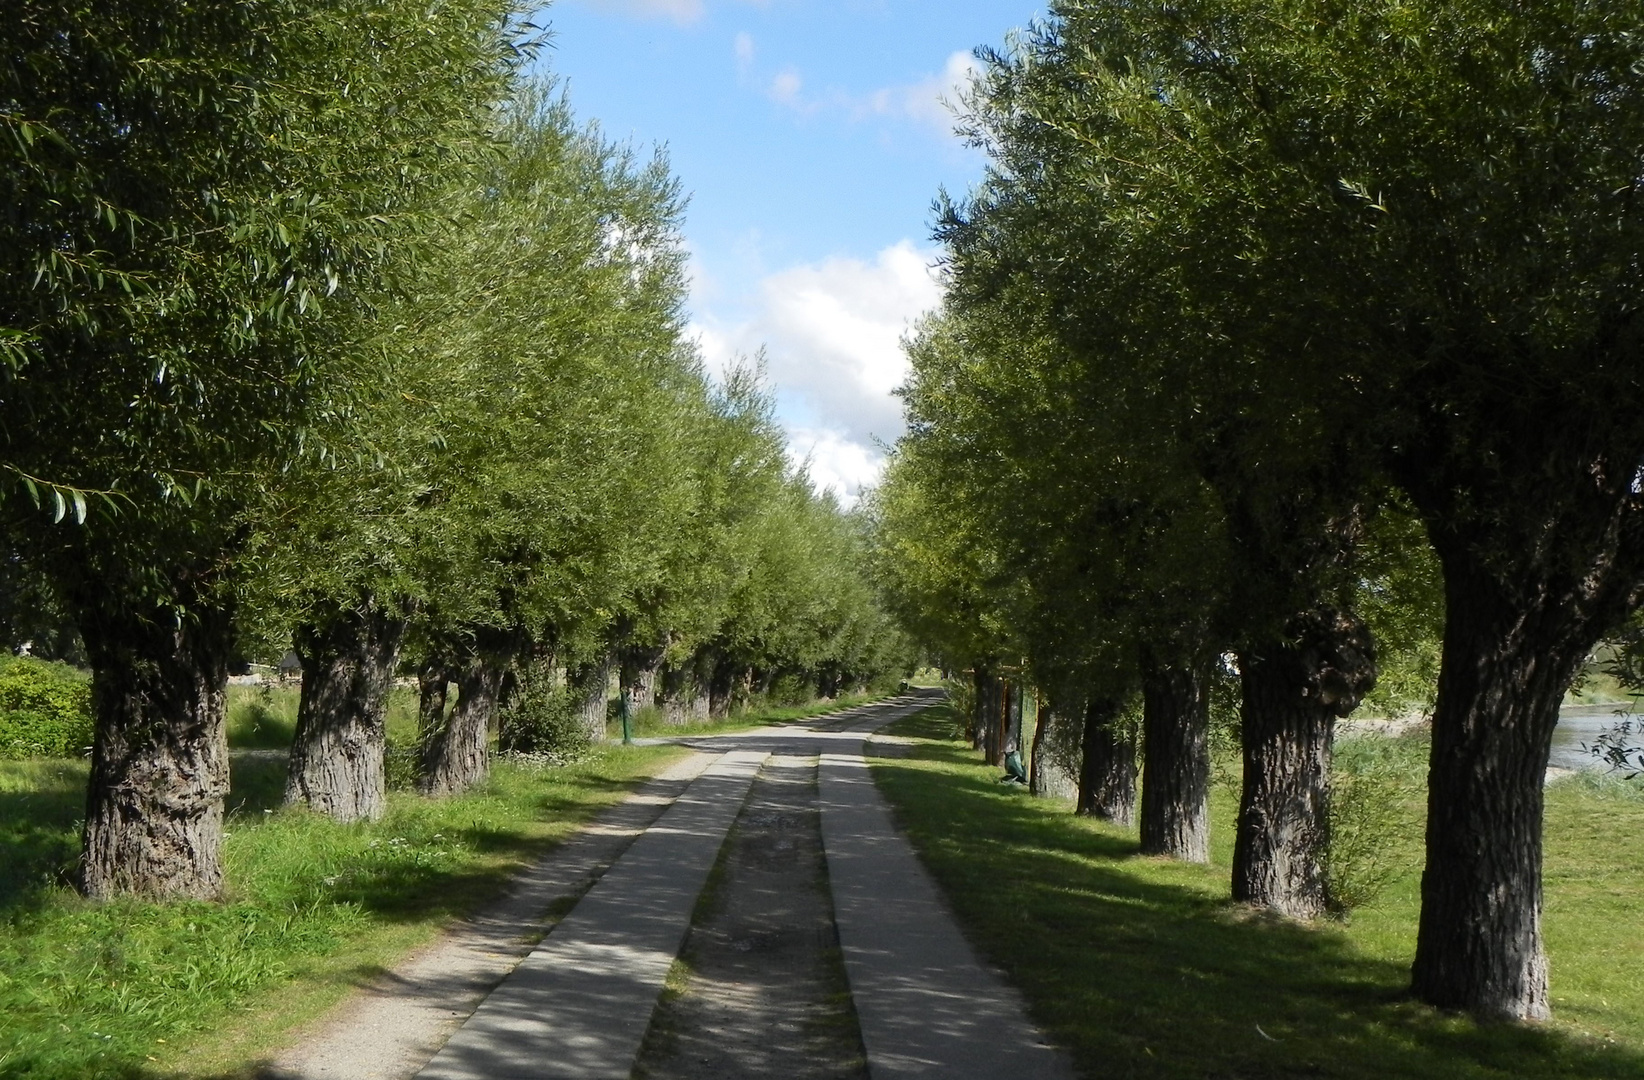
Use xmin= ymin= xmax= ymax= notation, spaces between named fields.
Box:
xmin=497 ymin=662 xmax=591 ymax=760
xmin=0 ymin=657 xmax=92 ymax=760
xmin=1328 ymin=734 xmax=1427 ymax=914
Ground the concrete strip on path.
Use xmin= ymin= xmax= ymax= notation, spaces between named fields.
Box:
xmin=416 ymin=750 xmax=767 ymax=1080
xmin=819 ymin=703 xmax=1077 ymax=1080
xmin=262 ymin=750 xmax=716 ymax=1080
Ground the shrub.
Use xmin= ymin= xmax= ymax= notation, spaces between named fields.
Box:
xmin=497 ymin=663 xmax=590 ymax=760
xmin=1327 ymin=732 xmax=1426 ymax=915
xmin=0 ymin=657 xmax=94 ymax=760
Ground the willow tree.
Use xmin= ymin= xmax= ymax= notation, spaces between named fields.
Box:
xmin=383 ymin=89 xmax=704 ymax=790
xmin=956 ymin=0 xmax=1644 ymax=1017
xmin=1 ymin=0 xmax=520 ymax=896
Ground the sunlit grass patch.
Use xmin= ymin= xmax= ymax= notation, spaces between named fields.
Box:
xmin=871 ymin=705 xmax=1644 ymax=1080
xmin=0 ymin=743 xmax=682 ymax=1079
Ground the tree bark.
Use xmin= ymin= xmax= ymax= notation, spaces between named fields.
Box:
xmin=78 ymin=595 xmax=233 ymax=900
xmin=1077 ymin=695 xmax=1136 ymax=824
xmin=620 ymin=640 xmax=666 ymax=711
xmin=1233 ymin=608 xmax=1375 ymax=919
xmin=1408 ymin=559 xmax=1598 ymax=1019
xmin=418 ymin=655 xmax=451 ymax=743
xmin=658 ymin=657 xmax=707 ymax=726
xmin=570 ymin=652 xmax=613 ymax=742
xmin=1029 ymin=695 xmax=1079 ymax=800
xmin=420 ymin=631 xmax=511 ymax=796
xmin=284 ymin=603 xmax=405 ymax=823
xmin=1140 ymin=655 xmax=1211 ymax=862
xmin=708 ymin=655 xmax=739 ymax=719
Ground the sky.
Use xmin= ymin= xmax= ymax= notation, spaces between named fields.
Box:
xmin=534 ymin=0 xmax=1045 ymax=501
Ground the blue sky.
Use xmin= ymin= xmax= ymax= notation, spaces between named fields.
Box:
xmin=535 ymin=0 xmax=1044 ymax=498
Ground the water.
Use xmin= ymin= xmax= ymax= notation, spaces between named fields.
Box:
xmin=1551 ymin=703 xmax=1639 ymax=772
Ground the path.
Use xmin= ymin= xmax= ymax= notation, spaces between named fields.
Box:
xmin=272 ymin=692 xmax=1076 ymax=1080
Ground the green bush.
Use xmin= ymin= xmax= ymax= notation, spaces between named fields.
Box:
xmin=0 ymin=657 xmax=94 ymax=760
xmin=1327 ymin=731 xmax=1427 ymax=915
xmin=497 ymin=664 xmax=591 ymax=760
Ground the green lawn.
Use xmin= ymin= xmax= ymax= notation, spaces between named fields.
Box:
xmin=872 ymin=706 xmax=1644 ymax=1080
xmin=0 ymin=742 xmax=684 ymax=1079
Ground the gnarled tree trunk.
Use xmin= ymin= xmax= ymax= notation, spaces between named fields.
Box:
xmin=78 ymin=594 xmax=233 ymax=900
xmin=570 ymin=652 xmax=613 ymax=742
xmin=1077 ymin=695 xmax=1136 ymax=824
xmin=420 ymin=630 xmax=512 ymax=796
xmin=1233 ymin=608 xmax=1375 ymax=919
xmin=285 ymin=602 xmax=405 ymax=823
xmin=1140 ymin=654 xmax=1211 ymax=862
xmin=620 ymin=639 xmax=666 ymax=711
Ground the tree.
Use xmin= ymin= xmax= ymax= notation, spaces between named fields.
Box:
xmin=946 ymin=0 xmax=1644 ymax=1016
xmin=1 ymin=0 xmax=521 ymax=896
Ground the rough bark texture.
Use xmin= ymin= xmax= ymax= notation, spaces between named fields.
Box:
xmin=659 ymin=659 xmax=709 ymax=726
xmin=1233 ymin=609 xmax=1375 ymax=919
xmin=620 ymin=640 xmax=666 ymax=711
xmin=1408 ymin=559 xmax=1598 ymax=1019
xmin=1077 ymin=696 xmax=1136 ymax=824
xmin=78 ymin=597 xmax=233 ymax=900
xmin=417 ymin=656 xmax=451 ymax=742
xmin=284 ymin=605 xmax=405 ymax=823
xmin=570 ymin=653 xmax=613 ymax=742
xmin=1029 ymin=697 xmax=1079 ymax=800
xmin=1390 ymin=376 xmax=1644 ymax=1020
xmin=708 ymin=657 xmax=743 ymax=720
xmin=420 ymin=632 xmax=511 ymax=797
xmin=1139 ymin=656 xmax=1211 ymax=862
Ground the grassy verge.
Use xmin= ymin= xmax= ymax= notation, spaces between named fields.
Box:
xmin=0 ymin=742 xmax=684 ymax=1079
xmin=871 ymin=705 xmax=1644 ymax=1080
xmin=618 ymin=691 xmax=889 ymax=740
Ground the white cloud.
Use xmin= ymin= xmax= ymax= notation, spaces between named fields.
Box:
xmin=858 ymin=51 xmax=978 ymax=135
xmin=689 ymin=240 xmax=944 ymax=501
xmin=751 ymin=50 xmax=978 ymax=139
xmin=789 ymin=426 xmax=888 ymax=503
xmin=768 ymin=67 xmax=804 ymax=108
xmin=734 ymin=31 xmax=755 ymax=74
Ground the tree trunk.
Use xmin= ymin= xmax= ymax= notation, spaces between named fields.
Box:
xmin=708 ymin=656 xmax=737 ymax=719
xmin=620 ymin=640 xmax=666 ymax=711
xmin=285 ymin=604 xmax=405 ymax=823
xmin=1029 ymin=695 xmax=1079 ymax=800
xmin=78 ymin=596 xmax=233 ymax=900
xmin=658 ymin=659 xmax=706 ymax=726
xmin=1409 ymin=560 xmax=1596 ymax=1019
xmin=1140 ymin=655 xmax=1211 ymax=862
xmin=420 ymin=632 xmax=510 ymax=797
xmin=418 ymin=655 xmax=451 ymax=741
xmin=968 ymin=667 xmax=991 ymax=750
xmin=570 ymin=652 xmax=613 ymax=742
xmin=1233 ymin=609 xmax=1375 ymax=919
xmin=1077 ymin=695 xmax=1136 ymax=824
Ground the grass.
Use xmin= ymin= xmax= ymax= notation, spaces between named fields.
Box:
xmin=870 ymin=705 xmax=1644 ymax=1080
xmin=0 ymin=741 xmax=685 ymax=1079
xmin=224 ymin=683 xmax=423 ymax=749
